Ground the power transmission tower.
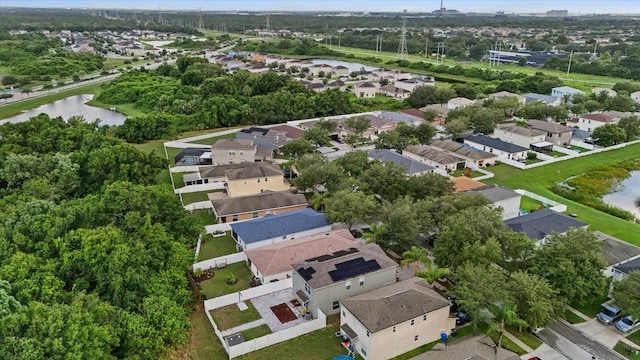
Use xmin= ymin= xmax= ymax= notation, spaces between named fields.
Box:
xmin=396 ymin=18 xmax=408 ymax=60
xmin=436 ymin=42 xmax=445 ymax=64
xmin=198 ymin=9 xmax=204 ymax=31
xmin=266 ymin=15 xmax=271 ymax=32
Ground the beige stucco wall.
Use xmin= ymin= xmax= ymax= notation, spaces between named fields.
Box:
xmin=226 ymin=175 xmax=290 ymax=197
xmin=216 ymin=204 xmax=308 ymax=223
xmin=211 ymin=148 xmax=256 ymax=165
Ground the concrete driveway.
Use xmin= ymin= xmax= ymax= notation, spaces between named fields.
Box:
xmin=573 ymin=318 xmax=624 ymax=348
xmin=521 ymin=343 xmax=569 ymax=360
xmin=537 ymin=320 xmax=626 ymax=360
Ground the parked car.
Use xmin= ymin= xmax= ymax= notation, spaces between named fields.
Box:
xmin=597 ymin=304 xmax=622 ymax=325
xmin=615 ymin=315 xmax=640 ymax=333
xmin=456 ymin=311 xmax=470 ymax=325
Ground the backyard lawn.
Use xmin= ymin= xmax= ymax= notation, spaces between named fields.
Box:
xmin=519 ymin=196 xmax=546 ymax=213
xmin=189 ymin=132 xmax=236 ymax=145
xmin=485 ymin=142 xmax=640 ymax=246
xmin=197 ymin=232 xmax=237 ymax=262
xmin=209 ymin=302 xmax=262 ymax=331
xmin=242 ymin=324 xmax=273 ymax=341
xmin=180 ymin=191 xmax=212 ymax=205
xmin=563 ymin=309 xmax=587 ymax=324
xmin=190 ymin=209 xmax=217 ymax=231
xmin=200 ymin=262 xmax=252 ymax=299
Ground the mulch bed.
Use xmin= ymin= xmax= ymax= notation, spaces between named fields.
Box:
xmin=270 ymin=303 xmax=298 ymax=323
xmin=193 ymin=269 xmax=214 ymax=282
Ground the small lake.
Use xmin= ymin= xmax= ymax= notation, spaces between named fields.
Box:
xmin=309 ymin=59 xmax=378 ymax=73
xmin=602 ymin=171 xmax=640 ymax=219
xmin=0 ymin=94 xmax=127 ymax=126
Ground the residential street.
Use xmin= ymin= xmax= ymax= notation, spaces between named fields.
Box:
xmin=537 ymin=320 xmax=626 ymax=360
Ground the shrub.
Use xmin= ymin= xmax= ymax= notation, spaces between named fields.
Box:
xmin=527 ymin=152 xmax=538 ymax=160
xmin=226 ymin=273 xmax=238 ymax=285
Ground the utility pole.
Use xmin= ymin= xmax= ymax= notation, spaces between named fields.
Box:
xmin=338 ymin=31 xmax=341 ymax=48
xmin=566 ymin=50 xmax=574 ymax=77
xmin=424 ymin=38 xmax=428 ymax=59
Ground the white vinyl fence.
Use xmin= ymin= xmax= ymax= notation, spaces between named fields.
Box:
xmin=193 ymin=252 xmax=246 ymax=272
xmin=514 ymin=189 xmax=567 ymax=213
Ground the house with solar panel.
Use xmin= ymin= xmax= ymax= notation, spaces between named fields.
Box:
xmin=292 ymin=244 xmax=398 ymax=319
xmin=229 ymin=208 xmax=332 ymax=251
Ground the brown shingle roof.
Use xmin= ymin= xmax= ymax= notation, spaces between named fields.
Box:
xmin=225 ymin=163 xmax=283 ymax=180
xmin=211 ymin=190 xmax=307 ymax=217
xmin=579 ymin=113 xmax=615 ymax=123
xmin=199 ymin=162 xmax=272 ymax=179
xmin=404 ymin=145 xmax=466 ymax=165
xmin=211 ymin=138 xmax=255 ymax=150
xmin=497 ymin=124 xmax=546 ymax=137
xmin=270 ymin=125 xmax=305 ymax=139
xmin=340 ymin=277 xmax=450 ymax=332
xmin=245 ymin=230 xmax=360 ymax=277
xmin=527 ymin=120 xmax=573 ymax=134
xmin=400 ymin=108 xmax=424 ymax=119
xmin=430 ymin=140 xmax=497 ymax=160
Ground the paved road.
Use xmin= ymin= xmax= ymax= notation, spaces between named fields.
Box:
xmin=537 ymin=320 xmax=626 ymax=360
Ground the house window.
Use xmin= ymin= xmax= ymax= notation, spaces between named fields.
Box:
xmin=346 ymin=281 xmax=352 ymax=290
xmin=232 ymin=215 xmax=239 ymax=222
xmin=361 ymin=346 xmax=367 ymax=356
xmin=265 ymin=177 xmax=268 ymax=182
xmin=423 ymin=314 xmax=427 ymax=321
xmin=392 ymin=326 xmax=396 ymax=333
xmin=366 ymin=330 xmax=370 ymax=337
xmin=305 ymin=283 xmax=310 ymax=294
xmin=342 ymin=310 xmax=346 ymax=318
xmin=282 ymin=235 xmax=287 ymax=239
xmin=414 ymin=335 xmax=419 ymax=341
xmin=359 ymin=277 xmax=365 ymax=286
xmin=252 ymin=212 xmax=259 ymax=218
xmin=332 ymin=301 xmax=340 ymax=310
xmin=410 ymin=319 xmax=415 ymax=326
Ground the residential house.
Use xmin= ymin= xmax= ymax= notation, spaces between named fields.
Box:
xmin=446 ymin=97 xmax=475 ymax=110
xmin=183 ymin=162 xmax=271 ymax=186
xmin=306 ymin=82 xmax=327 ymax=92
xmin=269 ymin=124 xmax=305 ymax=139
xmin=493 ymin=124 xmax=549 ymax=151
xmin=421 ymin=334 xmax=519 ymax=360
xmin=403 ymin=145 xmax=466 ymax=172
xmin=505 ymin=209 xmax=588 ymax=245
xmin=236 ymin=127 xmax=290 ymax=150
xmin=244 ymin=229 xmax=360 ymax=284
xmin=632 ymin=91 xmax=640 ymax=104
xmin=527 ymin=119 xmax=573 ymax=146
xmin=551 ymin=86 xmax=584 ymax=100
xmin=464 ymin=184 xmax=522 ymax=220
xmin=488 ymin=91 xmax=525 ymax=104
xmin=597 ymin=231 xmax=640 ymax=278
xmin=378 ymin=111 xmax=422 ymax=126
xmin=430 ymin=140 xmax=498 ymax=167
xmin=574 ymin=113 xmax=616 ymax=133
xmin=399 ymin=109 xmax=425 ymax=122
xmin=394 ymin=78 xmax=433 ymax=92
xmin=463 ymin=134 xmax=529 ymax=161
xmin=358 ymin=115 xmax=396 ymax=137
xmin=331 ymin=65 xmax=350 ymax=77
xmin=174 ymin=147 xmax=213 ymax=166
xmin=367 ymin=149 xmax=436 ymax=175
xmin=523 ymin=93 xmax=563 ymax=107
xmin=210 ymin=190 xmax=308 ymax=223
xmin=292 ymin=243 xmax=398 ymax=318
xmin=308 ymin=64 xmax=333 ymax=76
xmin=224 ymin=163 xmax=290 ymax=197
xmin=339 ymin=277 xmax=455 ymax=360
xmin=354 ymin=82 xmax=378 ymax=98
xmin=211 ymin=139 xmax=257 ymax=165
xmin=592 ymin=88 xmax=617 ymax=98
xmin=326 ymin=80 xmax=346 ymax=90
xmin=419 ymin=104 xmax=450 ymax=124
xmin=378 ymin=85 xmax=411 ymax=99
xmin=230 ymin=208 xmax=332 ymax=251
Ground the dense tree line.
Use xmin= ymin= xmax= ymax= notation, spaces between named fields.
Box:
xmin=0 ymin=114 xmax=198 ymax=359
xmin=99 ymin=58 xmax=358 ymax=143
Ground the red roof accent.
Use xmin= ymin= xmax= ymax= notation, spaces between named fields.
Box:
xmin=400 ymin=108 xmax=424 ymax=119
xmin=580 ymin=114 xmax=615 ymax=123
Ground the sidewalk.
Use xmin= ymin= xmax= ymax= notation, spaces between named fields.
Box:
xmin=503 ymin=330 xmax=535 ymax=353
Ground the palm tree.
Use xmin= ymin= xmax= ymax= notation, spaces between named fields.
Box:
xmin=311 ymin=191 xmax=330 ymax=212
xmin=415 ymin=259 xmax=452 ymax=284
xmin=489 ymin=302 xmax=528 ymax=350
xmin=401 ymin=246 xmax=429 ymax=272
xmin=363 ymin=223 xmax=385 ymax=244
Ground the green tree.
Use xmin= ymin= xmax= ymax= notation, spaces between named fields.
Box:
xmin=280 ymin=138 xmax=314 ymax=158
xmin=324 ymin=190 xmax=376 ymax=230
xmin=374 ymin=196 xmax=419 ymax=252
xmin=303 ymin=126 xmax=331 ymax=146
xmin=617 ymin=115 xmax=640 ymax=141
xmin=444 ymin=117 xmax=470 ymax=139
xmin=489 ymin=302 xmax=528 ymax=349
xmin=605 ymin=94 xmax=636 ymax=112
xmin=509 ymin=271 xmax=559 ymax=330
xmin=345 ymin=116 xmax=371 ymax=144
xmin=0 ymin=280 xmax=20 ymax=317
xmin=333 ymin=150 xmax=372 ymax=177
xmin=612 ymin=271 xmax=640 ymax=320
xmin=315 ymin=118 xmax=338 ymax=132
xmin=401 ymin=246 xmax=429 ymax=272
xmin=359 ymin=161 xmax=409 ymax=202
xmin=452 ymin=84 xmax=477 ymax=100
xmin=592 ymin=124 xmax=627 ymax=146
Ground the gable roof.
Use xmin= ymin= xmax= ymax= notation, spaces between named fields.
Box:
xmin=356 ymin=81 xmax=376 ymax=88
xmin=504 ymin=208 xmax=588 ymax=240
xmin=362 ymin=115 xmax=395 ymax=129
xmin=378 ymin=111 xmax=422 ymax=125
xmin=404 ymin=145 xmax=466 ymax=165
xmin=595 ymin=231 xmax=640 ymax=267
xmin=527 ymin=119 xmax=573 ymax=134
xmin=230 ymin=208 xmax=330 ymax=244
xmin=211 ymin=190 xmax=308 ymax=217
xmin=579 ymin=113 xmax=616 ymax=123
xmin=293 ymin=243 xmax=397 ymax=289
xmin=199 ymin=162 xmax=272 ymax=179
xmin=524 ymin=93 xmax=561 ymax=105
xmin=464 ymin=134 xmax=528 ymax=153
xmin=400 ymin=108 xmax=424 ymax=119
xmin=464 ymin=184 xmax=520 ymax=203
xmin=448 ymin=97 xmax=474 ymax=106
xmin=269 ymin=124 xmax=305 ymax=139
xmin=211 ymin=138 xmax=255 ymax=150
xmin=422 ymin=334 xmax=520 ymax=360
xmin=244 ymin=229 xmax=360 ymax=276
xmin=497 ymin=124 xmax=546 ymax=137
xmin=451 ymin=176 xmax=486 ymax=192
xmin=430 ymin=140 xmax=497 ymax=160
xmin=614 ymin=256 xmax=640 ymax=275
xmin=368 ymin=149 xmax=435 ymax=175
xmin=552 ymin=86 xmax=584 ymax=94
xmin=340 ymin=277 xmax=450 ymax=332
xmin=489 ymin=91 xmax=521 ymax=98
xmin=225 ymin=163 xmax=284 ymax=180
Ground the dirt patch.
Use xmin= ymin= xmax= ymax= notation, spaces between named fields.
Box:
xmin=270 ymin=303 xmax=298 ymax=324
xmin=193 ymin=269 xmax=214 ymax=282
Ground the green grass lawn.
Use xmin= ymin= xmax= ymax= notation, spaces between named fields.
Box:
xmin=180 ymin=191 xmax=212 ymax=205
xmin=209 ymin=301 xmax=262 ymax=331
xmin=519 ymin=196 xmax=546 ymax=213
xmin=570 ymin=145 xmax=592 ymax=153
xmin=197 ymin=233 xmax=237 ymax=262
xmin=571 ymin=294 xmax=609 ymax=318
xmin=451 ymin=168 xmax=484 ymax=178
xmin=190 ymin=209 xmax=217 ymax=230
xmin=242 ymin=324 xmax=273 ymax=341
xmin=485 ymin=331 xmax=526 ymax=355
xmin=524 ymin=157 xmax=544 ymax=165
xmin=188 ymin=308 xmax=227 ymax=360
xmin=189 ymin=132 xmax=236 ymax=145
xmin=199 ymin=262 xmax=252 ymax=299
xmin=133 ymin=140 xmax=166 ymax=157
xmin=505 ymin=326 xmax=543 ymax=350
xmin=626 ymin=328 xmax=640 ymax=346
xmin=172 ymin=171 xmax=186 ymax=188
xmin=484 ymin=143 xmax=640 ymax=246
xmin=547 ymin=150 xmax=569 ymax=158
xmin=614 ymin=341 xmax=640 ymax=359
xmin=86 ymin=99 xmax=148 ymax=118
xmin=563 ymin=309 xmax=587 ymax=324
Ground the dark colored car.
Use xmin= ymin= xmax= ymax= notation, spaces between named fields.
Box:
xmin=456 ymin=311 xmax=470 ymax=325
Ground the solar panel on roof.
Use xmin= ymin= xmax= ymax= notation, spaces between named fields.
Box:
xmin=304 ymin=248 xmax=360 ymax=263
xmin=329 ymin=259 xmax=382 ymax=282
xmin=335 ymin=257 xmax=366 ymax=269
xmin=297 ymin=267 xmax=316 ymax=281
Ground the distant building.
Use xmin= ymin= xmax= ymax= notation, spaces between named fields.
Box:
xmin=523 ymin=93 xmax=563 ymax=107
xmin=551 ymin=86 xmax=584 ymax=100
xmin=546 ymin=9 xmax=568 ymax=17
xmin=210 ymin=139 xmax=256 ymax=165
xmin=631 ymin=91 xmax=640 ymax=104
xmin=354 ymin=82 xmax=378 ymax=98
xmin=574 ymin=113 xmax=616 ymax=133
xmin=493 ymin=124 xmax=548 ymax=150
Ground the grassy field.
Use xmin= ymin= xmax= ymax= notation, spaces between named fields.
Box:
xmin=485 ymin=143 xmax=640 ymax=246
xmin=189 ymin=132 xmax=236 ymax=145
xmin=563 ymin=309 xmax=587 ymax=324
xmin=505 ymin=326 xmax=543 ymax=350
xmin=242 ymin=324 xmax=273 ymax=341
xmin=197 ymin=233 xmax=237 ymax=262
xmin=180 ymin=191 xmax=212 ymax=205
xmin=200 ymin=262 xmax=252 ymax=299
xmin=209 ymin=302 xmax=262 ymax=331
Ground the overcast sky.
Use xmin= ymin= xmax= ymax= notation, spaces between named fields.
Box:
xmin=0 ymin=0 xmax=636 ymax=14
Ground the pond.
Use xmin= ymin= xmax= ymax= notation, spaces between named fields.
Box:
xmin=309 ymin=59 xmax=378 ymax=73
xmin=0 ymin=94 xmax=127 ymax=126
xmin=602 ymin=170 xmax=640 ymax=219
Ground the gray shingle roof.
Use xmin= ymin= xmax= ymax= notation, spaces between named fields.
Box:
xmin=230 ymin=208 xmax=330 ymax=244
xmin=211 ymin=138 xmax=255 ymax=150
xmin=497 ymin=124 xmax=546 ymax=137
xmin=340 ymin=277 xmax=450 ymax=333
xmin=465 ymin=184 xmax=520 ymax=203
xmin=211 ymin=190 xmax=308 ymax=217
xmin=614 ymin=256 xmax=640 ymax=275
xmin=464 ymin=134 xmax=528 ymax=154
xmin=430 ymin=140 xmax=497 ymax=160
xmin=404 ymin=145 xmax=466 ymax=165
xmin=527 ymin=120 xmax=573 ymax=134
xmin=504 ymin=208 xmax=588 ymax=240
xmin=225 ymin=163 xmax=283 ymax=180
xmin=199 ymin=162 xmax=273 ymax=179
xmin=368 ymin=149 xmax=435 ymax=175
xmin=524 ymin=93 xmax=561 ymax=105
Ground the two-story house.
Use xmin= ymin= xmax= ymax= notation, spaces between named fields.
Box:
xmin=354 ymin=82 xmax=378 ymax=98
xmin=447 ymin=97 xmax=475 ymax=110
xmin=230 ymin=208 xmax=331 ymax=251
xmin=493 ymin=124 xmax=549 ymax=151
xmin=527 ymin=120 xmax=573 ymax=146
xmin=292 ymin=243 xmax=398 ymax=318
xmin=464 ymin=184 xmax=522 ymax=220
xmin=551 ymin=86 xmax=584 ymax=100
xmin=183 ymin=162 xmax=268 ymax=186
xmin=463 ymin=134 xmax=529 ymax=161
xmin=224 ymin=163 xmax=290 ymax=197
xmin=339 ymin=277 xmax=455 ymax=360
xmin=210 ymin=139 xmax=257 ymax=165
xmin=573 ymin=113 xmax=616 ymax=133
xmin=236 ymin=127 xmax=290 ymax=150
xmin=210 ymin=190 xmax=309 ymax=223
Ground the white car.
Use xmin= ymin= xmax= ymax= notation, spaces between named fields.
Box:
xmin=615 ymin=315 xmax=640 ymax=333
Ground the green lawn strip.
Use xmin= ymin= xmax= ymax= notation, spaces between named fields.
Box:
xmin=614 ymin=341 xmax=640 ymax=360
xmin=172 ymin=172 xmax=186 ymax=188
xmin=524 ymin=157 xmax=544 ymax=165
xmin=484 ymin=144 xmax=640 ymax=246
xmin=188 ymin=132 xmax=236 ymax=145
xmin=505 ymin=325 xmax=542 ymax=350
xmin=198 ymin=233 xmax=237 ymax=262
xmin=190 ymin=209 xmax=217 ymax=231
xmin=628 ymin=330 xmax=640 ymax=347
xmin=200 ymin=262 xmax=252 ymax=299
xmin=485 ymin=330 xmax=526 ymax=355
xmin=155 ymin=168 xmax=172 ymax=186
xmin=189 ymin=309 xmax=228 ymax=360
xmin=547 ymin=150 xmax=569 ymax=158
xmin=133 ymin=140 xmax=165 ymax=156
xmin=241 ymin=324 xmax=273 ymax=341
xmin=450 ymin=168 xmax=484 ymax=178
xmin=563 ymin=309 xmax=587 ymax=324
xmin=209 ymin=301 xmax=262 ymax=331
xmin=86 ymin=99 xmax=147 ymax=118
xmin=180 ymin=191 xmax=212 ymax=205
xmin=519 ymin=196 xmax=545 ymax=213
xmin=570 ymin=145 xmax=592 ymax=153
xmin=571 ymin=294 xmax=609 ymax=318
xmin=0 ymin=82 xmax=104 ymax=119
xmin=167 ymin=147 xmax=182 ymax=165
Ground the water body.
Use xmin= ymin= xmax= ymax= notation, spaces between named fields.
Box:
xmin=602 ymin=171 xmax=640 ymax=219
xmin=309 ymin=59 xmax=378 ymax=73
xmin=0 ymin=94 xmax=127 ymax=126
